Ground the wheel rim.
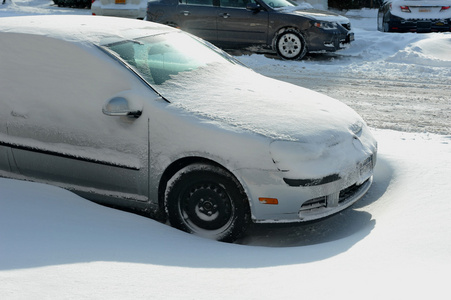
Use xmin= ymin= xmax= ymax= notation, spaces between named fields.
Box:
xmin=179 ymin=182 xmax=234 ymax=233
xmin=278 ymin=33 xmax=302 ymax=59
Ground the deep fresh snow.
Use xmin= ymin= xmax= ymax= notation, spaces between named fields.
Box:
xmin=0 ymin=1 xmax=450 ymax=299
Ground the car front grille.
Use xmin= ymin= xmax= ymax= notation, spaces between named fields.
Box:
xmin=339 ymin=179 xmax=369 ymax=203
xmin=300 ymin=178 xmax=370 ymax=212
xmin=299 ymin=196 xmax=327 ymax=211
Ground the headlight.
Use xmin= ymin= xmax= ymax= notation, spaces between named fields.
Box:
xmin=269 ymin=141 xmax=327 ymax=175
xmin=313 ymin=21 xmax=338 ymax=30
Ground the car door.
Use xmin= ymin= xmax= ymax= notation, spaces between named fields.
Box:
xmin=176 ymin=0 xmax=218 ymax=43
xmin=216 ymin=0 xmax=268 ymax=47
xmin=1 ymin=32 xmax=153 ymax=202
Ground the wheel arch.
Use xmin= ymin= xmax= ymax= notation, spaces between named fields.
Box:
xmin=272 ymin=26 xmax=308 ymax=60
xmin=157 ymin=156 xmax=250 ymax=217
xmin=271 ymin=26 xmax=301 ymax=50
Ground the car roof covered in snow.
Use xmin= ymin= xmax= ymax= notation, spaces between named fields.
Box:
xmin=0 ymin=15 xmax=175 ymax=46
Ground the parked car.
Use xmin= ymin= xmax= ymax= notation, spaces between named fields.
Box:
xmin=378 ymin=0 xmax=451 ymax=32
xmin=91 ymin=0 xmax=147 ymax=19
xmin=146 ymin=0 xmax=354 ymax=60
xmin=53 ymin=0 xmax=91 ymax=8
xmin=0 ymin=15 xmax=376 ymax=242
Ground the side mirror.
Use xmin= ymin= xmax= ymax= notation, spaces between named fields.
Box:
xmin=246 ymin=3 xmax=261 ymax=11
xmin=102 ymin=97 xmax=142 ymax=118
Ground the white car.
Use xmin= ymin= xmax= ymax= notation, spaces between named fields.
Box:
xmin=0 ymin=15 xmax=377 ymax=242
xmin=378 ymin=0 xmax=451 ymax=32
xmin=91 ymin=0 xmax=147 ymax=19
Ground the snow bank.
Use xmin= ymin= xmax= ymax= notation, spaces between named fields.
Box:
xmin=387 ymin=34 xmax=451 ymax=66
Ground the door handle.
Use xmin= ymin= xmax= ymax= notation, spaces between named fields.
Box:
xmin=181 ymin=11 xmax=190 ymax=16
xmin=219 ymin=13 xmax=230 ymax=19
xmin=103 ymin=97 xmax=142 ymax=118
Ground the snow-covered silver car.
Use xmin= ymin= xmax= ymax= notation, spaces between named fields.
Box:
xmin=0 ymin=15 xmax=377 ymax=242
xmin=378 ymin=0 xmax=451 ymax=32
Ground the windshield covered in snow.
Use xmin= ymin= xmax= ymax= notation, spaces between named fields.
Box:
xmin=104 ymin=31 xmax=241 ymax=85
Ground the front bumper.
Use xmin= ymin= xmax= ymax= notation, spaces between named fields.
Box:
xmin=238 ymin=152 xmax=376 ymax=223
xmin=297 ymin=177 xmax=372 ymax=221
xmin=307 ymin=27 xmax=354 ymax=52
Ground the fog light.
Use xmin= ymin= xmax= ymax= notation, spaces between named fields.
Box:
xmin=259 ymin=198 xmax=278 ymax=205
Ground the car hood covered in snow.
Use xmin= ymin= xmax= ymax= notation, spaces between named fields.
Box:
xmin=156 ymin=63 xmax=367 ymax=145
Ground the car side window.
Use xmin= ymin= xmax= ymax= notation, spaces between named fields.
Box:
xmin=181 ymin=0 xmax=214 ymax=6
xmin=220 ymin=0 xmax=254 ymax=8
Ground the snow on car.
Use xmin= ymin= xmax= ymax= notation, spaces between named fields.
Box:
xmin=91 ymin=0 xmax=147 ymax=19
xmin=378 ymin=0 xmax=451 ymax=32
xmin=0 ymin=15 xmax=376 ymax=242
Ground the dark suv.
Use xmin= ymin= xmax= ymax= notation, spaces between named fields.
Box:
xmin=147 ymin=0 xmax=354 ymax=60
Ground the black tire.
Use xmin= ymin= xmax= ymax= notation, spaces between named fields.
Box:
xmin=165 ymin=164 xmax=250 ymax=242
xmin=274 ymin=29 xmax=307 ymax=60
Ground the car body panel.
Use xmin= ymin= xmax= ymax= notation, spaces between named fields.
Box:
xmin=216 ymin=5 xmax=269 ymax=46
xmin=0 ymin=32 xmax=152 ymax=202
xmin=0 ymin=15 xmax=376 ymax=225
xmin=174 ymin=2 xmax=219 ymax=42
xmin=147 ymin=0 xmax=353 ymax=55
xmin=378 ymin=0 xmax=451 ymax=32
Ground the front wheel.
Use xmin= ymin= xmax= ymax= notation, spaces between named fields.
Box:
xmin=165 ymin=164 xmax=250 ymax=242
xmin=275 ymin=29 xmax=307 ymax=60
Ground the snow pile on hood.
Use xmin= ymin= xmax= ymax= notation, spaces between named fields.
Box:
xmin=291 ymin=9 xmax=350 ymax=23
xmin=158 ymin=63 xmax=364 ymax=143
xmin=277 ymin=2 xmax=313 ymax=11
xmin=278 ymin=5 xmax=350 ymax=23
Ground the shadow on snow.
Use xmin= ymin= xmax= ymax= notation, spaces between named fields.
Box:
xmin=0 ymin=157 xmax=393 ymax=270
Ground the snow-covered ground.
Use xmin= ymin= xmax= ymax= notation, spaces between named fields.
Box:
xmin=1 ymin=1 xmax=450 ymax=299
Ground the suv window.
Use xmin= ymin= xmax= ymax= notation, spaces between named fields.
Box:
xmin=181 ymin=0 xmax=214 ymax=6
xmin=220 ymin=0 xmax=255 ymax=8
